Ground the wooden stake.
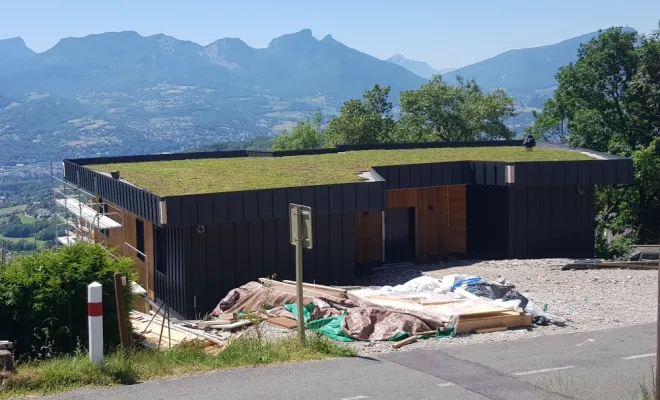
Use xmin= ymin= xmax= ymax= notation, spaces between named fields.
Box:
xmin=114 ymin=273 xmax=129 ymax=348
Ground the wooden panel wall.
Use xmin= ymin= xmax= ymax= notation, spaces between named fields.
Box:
xmin=355 ymin=211 xmax=382 ymax=264
xmin=95 ymin=199 xmax=155 ymax=311
xmin=386 ymin=185 xmax=467 ymax=260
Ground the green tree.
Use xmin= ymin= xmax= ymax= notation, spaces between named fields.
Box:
xmin=324 ymin=84 xmax=395 ymax=145
xmin=531 ymin=25 xmax=660 ymax=248
xmin=398 ymin=75 xmax=516 ymax=142
xmin=271 ymin=111 xmax=324 ymax=151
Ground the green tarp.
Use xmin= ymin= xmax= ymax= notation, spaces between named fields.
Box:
xmin=283 ymin=302 xmax=454 ymax=343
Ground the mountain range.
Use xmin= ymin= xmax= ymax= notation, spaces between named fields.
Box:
xmin=385 ymin=54 xmax=454 ymax=79
xmin=0 ymin=27 xmax=630 ymax=165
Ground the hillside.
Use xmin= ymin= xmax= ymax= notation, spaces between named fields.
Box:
xmin=0 ymin=37 xmax=36 ymax=62
xmin=386 ymin=54 xmax=454 ymax=79
xmin=0 ymin=29 xmax=425 ymax=165
xmin=441 ymin=28 xmax=636 ymax=107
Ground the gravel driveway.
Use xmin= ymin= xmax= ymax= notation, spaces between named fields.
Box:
xmin=341 ymin=258 xmax=658 ymax=355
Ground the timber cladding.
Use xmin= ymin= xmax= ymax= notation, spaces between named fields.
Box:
xmin=385 ymin=185 xmax=467 ymax=261
xmin=95 ymin=199 xmax=155 ymax=311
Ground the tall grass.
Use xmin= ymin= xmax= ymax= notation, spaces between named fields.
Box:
xmin=0 ymin=335 xmax=353 ymax=399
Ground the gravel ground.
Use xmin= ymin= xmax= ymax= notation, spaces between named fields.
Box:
xmin=257 ymin=258 xmax=657 ymax=356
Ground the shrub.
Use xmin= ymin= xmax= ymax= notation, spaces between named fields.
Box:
xmin=0 ymin=242 xmax=136 ymax=358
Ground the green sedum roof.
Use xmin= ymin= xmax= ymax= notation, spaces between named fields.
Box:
xmin=91 ymin=147 xmax=594 ymax=196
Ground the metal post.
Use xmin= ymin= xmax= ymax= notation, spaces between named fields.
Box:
xmin=87 ymin=282 xmax=104 ymax=363
xmin=113 ymin=273 xmax=129 ymax=348
xmin=295 ymin=206 xmax=305 ymax=342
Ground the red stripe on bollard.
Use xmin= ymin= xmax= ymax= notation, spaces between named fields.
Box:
xmin=88 ymin=302 xmax=103 ymax=317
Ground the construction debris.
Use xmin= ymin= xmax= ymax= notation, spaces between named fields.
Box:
xmin=561 ymin=260 xmax=658 ymax=270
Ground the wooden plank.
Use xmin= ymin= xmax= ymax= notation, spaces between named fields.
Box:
xmin=476 ymin=326 xmax=508 ymax=334
xmin=281 ymin=280 xmax=347 ymax=295
xmin=456 ymin=313 xmax=533 ymax=334
xmin=267 ymin=316 xmax=298 ymax=329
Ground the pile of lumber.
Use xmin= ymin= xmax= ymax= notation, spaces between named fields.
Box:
xmin=258 ymin=278 xmax=348 ymax=302
xmin=562 ymin=260 xmax=658 ymax=271
xmin=455 ymin=309 xmax=532 ymax=334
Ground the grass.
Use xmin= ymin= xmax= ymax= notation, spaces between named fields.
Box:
xmin=0 ymin=235 xmax=46 ymax=245
xmin=0 ymin=204 xmax=27 ymax=217
xmin=91 ymin=147 xmax=594 ymax=196
xmin=0 ymin=335 xmax=354 ymax=399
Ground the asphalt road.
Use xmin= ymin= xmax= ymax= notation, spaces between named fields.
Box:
xmin=35 ymin=323 xmax=656 ymax=400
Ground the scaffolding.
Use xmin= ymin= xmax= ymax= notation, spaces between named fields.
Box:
xmin=51 ymin=167 xmax=125 ymax=254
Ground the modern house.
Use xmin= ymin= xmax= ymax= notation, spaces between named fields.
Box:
xmin=55 ymin=140 xmax=633 ymax=318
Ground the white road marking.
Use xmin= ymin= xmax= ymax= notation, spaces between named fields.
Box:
xmin=622 ymin=353 xmax=655 ymax=360
xmin=437 ymin=383 xmax=455 ymax=387
xmin=576 ymin=338 xmax=595 ymax=347
xmin=512 ymin=366 xmax=575 ymax=376
xmin=339 ymin=396 xmax=369 ymax=400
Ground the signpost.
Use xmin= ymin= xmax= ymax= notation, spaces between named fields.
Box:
xmin=289 ymin=203 xmax=313 ymax=342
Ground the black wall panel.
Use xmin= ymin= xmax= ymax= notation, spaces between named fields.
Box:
xmin=507 ymin=185 xmax=596 ymax=259
xmin=466 ymin=186 xmax=509 ymax=259
xmin=159 ymin=213 xmax=358 ymax=319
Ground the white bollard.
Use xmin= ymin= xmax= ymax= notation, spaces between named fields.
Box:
xmin=87 ymin=282 xmax=103 ymax=363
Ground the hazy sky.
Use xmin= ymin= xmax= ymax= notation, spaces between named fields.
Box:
xmin=1 ymin=0 xmax=658 ymax=68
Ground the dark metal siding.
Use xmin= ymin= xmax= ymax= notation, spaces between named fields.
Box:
xmin=154 ymin=227 xmax=188 ymax=318
xmin=164 ymin=182 xmax=385 ymax=228
xmin=372 ymin=161 xmax=507 ymax=190
xmin=507 ymin=185 xmax=596 ymax=259
xmin=513 ymin=160 xmax=633 ymax=187
xmin=170 ymin=213 xmax=356 ymax=319
xmin=466 ymin=185 xmax=509 ymax=259
xmin=63 ymin=161 xmax=162 ymax=225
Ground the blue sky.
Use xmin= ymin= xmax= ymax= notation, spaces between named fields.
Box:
xmin=1 ymin=0 xmax=658 ymax=68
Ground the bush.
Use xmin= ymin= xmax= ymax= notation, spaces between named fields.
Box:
xmin=0 ymin=243 xmax=136 ymax=358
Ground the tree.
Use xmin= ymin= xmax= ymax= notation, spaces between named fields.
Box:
xmin=271 ymin=111 xmax=324 ymax=151
xmin=531 ymin=25 xmax=660 ymax=249
xmin=398 ymin=75 xmax=516 ymax=142
xmin=324 ymin=84 xmax=395 ymax=145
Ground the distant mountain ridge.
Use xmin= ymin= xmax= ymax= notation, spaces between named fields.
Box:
xmin=0 ymin=29 xmax=425 ymax=165
xmin=386 ymin=54 xmax=454 ymax=79
xmin=0 ymin=37 xmax=36 ymax=62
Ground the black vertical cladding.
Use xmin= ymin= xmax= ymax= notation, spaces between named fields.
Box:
xmin=526 ymin=187 xmax=541 ymax=257
xmin=315 ymin=186 xmax=330 ymax=214
xmin=474 ymin=162 xmax=485 ymax=184
xmin=212 ymin=193 xmax=229 ymax=224
xmin=409 ymin=165 xmax=421 ymax=188
xmin=190 ymin=225 xmax=208 ymax=315
xmin=466 ymin=186 xmax=508 ymax=259
xmin=418 ymin=164 xmax=431 ymax=187
xmin=300 ymin=187 xmax=316 ymax=211
xmin=243 ymin=191 xmax=259 ymax=221
xmin=452 ymin=162 xmax=463 ymax=183
xmin=182 ymin=227 xmax=194 ymax=317
xmin=369 ymin=181 xmax=384 ymax=211
xmin=328 ymin=214 xmax=343 ymax=285
xmin=342 ymin=213 xmax=356 ymax=284
xmin=315 ymin=214 xmax=330 ymax=285
xmin=431 ymin=164 xmax=443 ymax=186
xmin=342 ymin=184 xmax=357 ymax=212
xmin=227 ymin=192 xmax=244 ymax=221
xmin=388 ymin=166 xmax=400 ymax=190
xmin=442 ymin=163 xmax=453 ymax=185
xmin=286 ymin=187 xmax=302 ymax=206
xmin=275 ymin=218 xmax=293 ymax=281
xmin=205 ymin=224 xmax=223 ymax=308
xmin=248 ymin=220 xmax=264 ymax=282
xmin=356 ymin=184 xmax=370 ymax=211
xmin=196 ymin=195 xmax=214 ymax=225
xmin=234 ymin=222 xmax=250 ymax=286
xmin=329 ymin=186 xmax=343 ymax=214
xmin=166 ymin=197 xmax=183 ymax=227
xmin=262 ymin=219 xmax=277 ymax=278
xmin=181 ymin=196 xmax=198 ymax=226
xmin=507 ymin=185 xmax=597 ymax=259
xmin=272 ymin=188 xmax=288 ymax=219
xmin=257 ymin=190 xmax=273 ymax=219
xmin=220 ymin=223 xmax=237 ymax=294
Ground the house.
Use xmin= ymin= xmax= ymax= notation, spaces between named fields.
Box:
xmin=58 ymin=140 xmax=633 ymax=319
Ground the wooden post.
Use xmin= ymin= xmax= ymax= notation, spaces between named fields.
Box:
xmin=114 ymin=273 xmax=129 ymax=348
